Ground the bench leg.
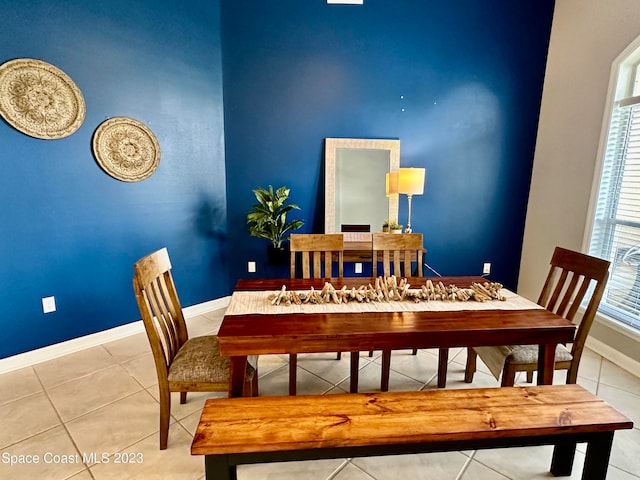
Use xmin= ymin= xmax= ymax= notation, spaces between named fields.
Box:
xmin=550 ymin=432 xmax=614 ymax=479
xmin=581 ymin=432 xmax=615 ymax=480
xmin=550 ymin=441 xmax=577 ymax=476
xmin=350 ymin=352 xmax=360 ymax=393
xmin=205 ymin=455 xmax=236 ymax=480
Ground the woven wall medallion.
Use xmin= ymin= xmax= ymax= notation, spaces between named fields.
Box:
xmin=92 ymin=117 xmax=160 ymax=182
xmin=0 ymin=58 xmax=85 ymax=139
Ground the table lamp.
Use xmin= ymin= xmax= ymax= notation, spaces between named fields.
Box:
xmin=398 ymin=167 xmax=425 ymax=233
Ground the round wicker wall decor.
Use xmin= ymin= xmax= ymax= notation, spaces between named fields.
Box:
xmin=0 ymin=58 xmax=85 ymax=139
xmin=92 ymin=117 xmax=160 ymax=182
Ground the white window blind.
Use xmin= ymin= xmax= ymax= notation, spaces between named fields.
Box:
xmin=589 ymin=92 xmax=640 ymax=331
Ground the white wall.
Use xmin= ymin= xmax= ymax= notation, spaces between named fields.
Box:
xmin=520 ymin=0 xmax=640 ymax=366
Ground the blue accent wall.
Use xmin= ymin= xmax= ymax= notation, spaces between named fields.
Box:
xmin=222 ymin=1 xmax=555 ymax=287
xmin=0 ymin=0 xmax=228 ymax=358
xmin=1 ymin=0 xmax=555 ymax=359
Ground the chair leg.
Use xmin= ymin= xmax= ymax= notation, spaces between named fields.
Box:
xmin=464 ymin=347 xmax=477 ymax=383
xmin=566 ymin=361 xmax=579 ymax=384
xmin=368 ymin=351 xmax=373 ymax=357
xmin=412 ymin=349 xmax=418 ymax=355
xmin=289 ymin=354 xmax=297 ymax=396
xmin=159 ymin=387 xmax=171 ymax=450
xmin=381 ymin=350 xmax=392 ymax=391
xmin=501 ymin=362 xmax=516 ymax=387
xmin=526 ymin=370 xmax=534 ymax=383
xmin=180 ymin=391 xmax=187 ymax=404
xmin=336 ymin=352 xmax=341 ymax=360
xmin=437 ymin=348 xmax=448 ymax=388
xmin=253 ymin=363 xmax=259 ymax=396
xmin=245 ymin=368 xmax=259 ymax=397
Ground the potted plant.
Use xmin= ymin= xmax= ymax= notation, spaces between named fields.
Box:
xmin=247 ymin=185 xmax=304 ymax=264
xmin=384 ymin=220 xmax=403 ymax=234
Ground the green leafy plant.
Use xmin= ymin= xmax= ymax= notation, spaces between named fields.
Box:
xmin=384 ymin=219 xmax=402 ymax=230
xmin=247 ymin=185 xmax=304 ymax=248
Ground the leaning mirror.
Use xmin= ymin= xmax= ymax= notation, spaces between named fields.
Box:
xmin=325 ymin=138 xmax=400 ymax=235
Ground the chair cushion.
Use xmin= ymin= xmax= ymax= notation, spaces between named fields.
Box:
xmin=508 ymin=343 xmax=573 ymax=365
xmin=168 ymin=336 xmax=255 ymax=384
xmin=474 ymin=344 xmax=573 ymax=381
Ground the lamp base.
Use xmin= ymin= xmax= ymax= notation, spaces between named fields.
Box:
xmin=405 ymin=194 xmax=414 ymax=235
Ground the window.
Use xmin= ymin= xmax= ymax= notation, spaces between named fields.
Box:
xmin=588 ymin=37 xmax=640 ymax=332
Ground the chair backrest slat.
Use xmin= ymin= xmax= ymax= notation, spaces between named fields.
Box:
xmin=546 ymin=269 xmax=569 ymax=312
xmin=372 ymin=233 xmax=424 ymax=277
xmin=290 ymin=234 xmax=344 ymax=279
xmin=146 ymin=277 xmax=176 ymax=363
xmin=301 ymin=251 xmax=311 ymax=278
xmin=565 ymin=276 xmax=591 ymax=321
xmin=554 ymin=271 xmax=580 ymax=318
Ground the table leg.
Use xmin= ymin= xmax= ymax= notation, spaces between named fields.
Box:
xmin=381 ymin=350 xmax=391 ymax=392
xmin=229 ymin=356 xmax=248 ymax=398
xmin=350 ymin=352 xmax=360 ymax=393
xmin=437 ymin=348 xmax=449 ymax=388
xmin=289 ymin=354 xmax=297 ymax=396
xmin=537 ymin=344 xmax=556 ymax=385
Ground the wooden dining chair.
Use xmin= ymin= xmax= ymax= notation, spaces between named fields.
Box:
xmin=371 ymin=233 xmax=426 ymax=391
xmin=288 ymin=234 xmax=344 ymax=395
xmin=372 ymin=233 xmax=423 ymax=278
xmin=133 ymin=247 xmax=257 ymax=449
xmin=464 ymin=246 xmax=610 ymax=387
xmin=290 ymin=233 xmax=344 ymax=279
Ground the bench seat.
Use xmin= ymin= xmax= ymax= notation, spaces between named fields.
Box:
xmin=191 ymin=384 xmax=632 ymax=480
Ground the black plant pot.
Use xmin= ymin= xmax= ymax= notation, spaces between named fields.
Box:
xmin=267 ymin=244 xmax=289 ymax=266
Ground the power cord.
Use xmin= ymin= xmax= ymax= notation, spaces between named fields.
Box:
xmin=423 ymin=261 xmax=442 ymax=277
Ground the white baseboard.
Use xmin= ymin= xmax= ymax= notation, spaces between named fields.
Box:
xmin=585 ymin=336 xmax=640 ymax=378
xmin=0 ymin=297 xmax=230 ymax=375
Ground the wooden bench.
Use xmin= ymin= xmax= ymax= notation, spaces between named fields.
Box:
xmin=191 ymin=385 xmax=632 ymax=480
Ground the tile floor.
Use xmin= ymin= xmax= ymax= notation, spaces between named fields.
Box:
xmin=1 ymin=308 xmax=639 ymax=480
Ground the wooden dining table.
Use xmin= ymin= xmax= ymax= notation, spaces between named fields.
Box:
xmin=218 ymin=276 xmax=577 ymax=397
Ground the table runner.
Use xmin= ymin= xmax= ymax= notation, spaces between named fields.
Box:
xmin=225 ymin=288 xmax=543 ymax=316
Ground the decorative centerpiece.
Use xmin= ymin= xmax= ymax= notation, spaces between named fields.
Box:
xmin=269 ymin=276 xmax=506 ymax=306
xmin=247 ymin=185 xmax=304 ymax=264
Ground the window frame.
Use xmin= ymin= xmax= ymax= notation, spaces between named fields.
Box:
xmin=584 ymin=33 xmax=640 ymax=337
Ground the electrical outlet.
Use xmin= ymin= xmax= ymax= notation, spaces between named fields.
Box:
xmin=355 ymin=262 xmax=363 ymax=274
xmin=42 ymin=296 xmax=56 ymax=313
xmin=483 ymin=262 xmax=491 ymax=275
xmin=247 ymin=261 xmax=256 ymax=273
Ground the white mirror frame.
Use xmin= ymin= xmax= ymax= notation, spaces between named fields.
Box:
xmin=324 ymin=138 xmax=400 ymax=235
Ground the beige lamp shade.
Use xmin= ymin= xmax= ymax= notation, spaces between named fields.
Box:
xmin=385 ymin=171 xmax=399 ymax=196
xmin=398 ymin=167 xmax=426 ymax=195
